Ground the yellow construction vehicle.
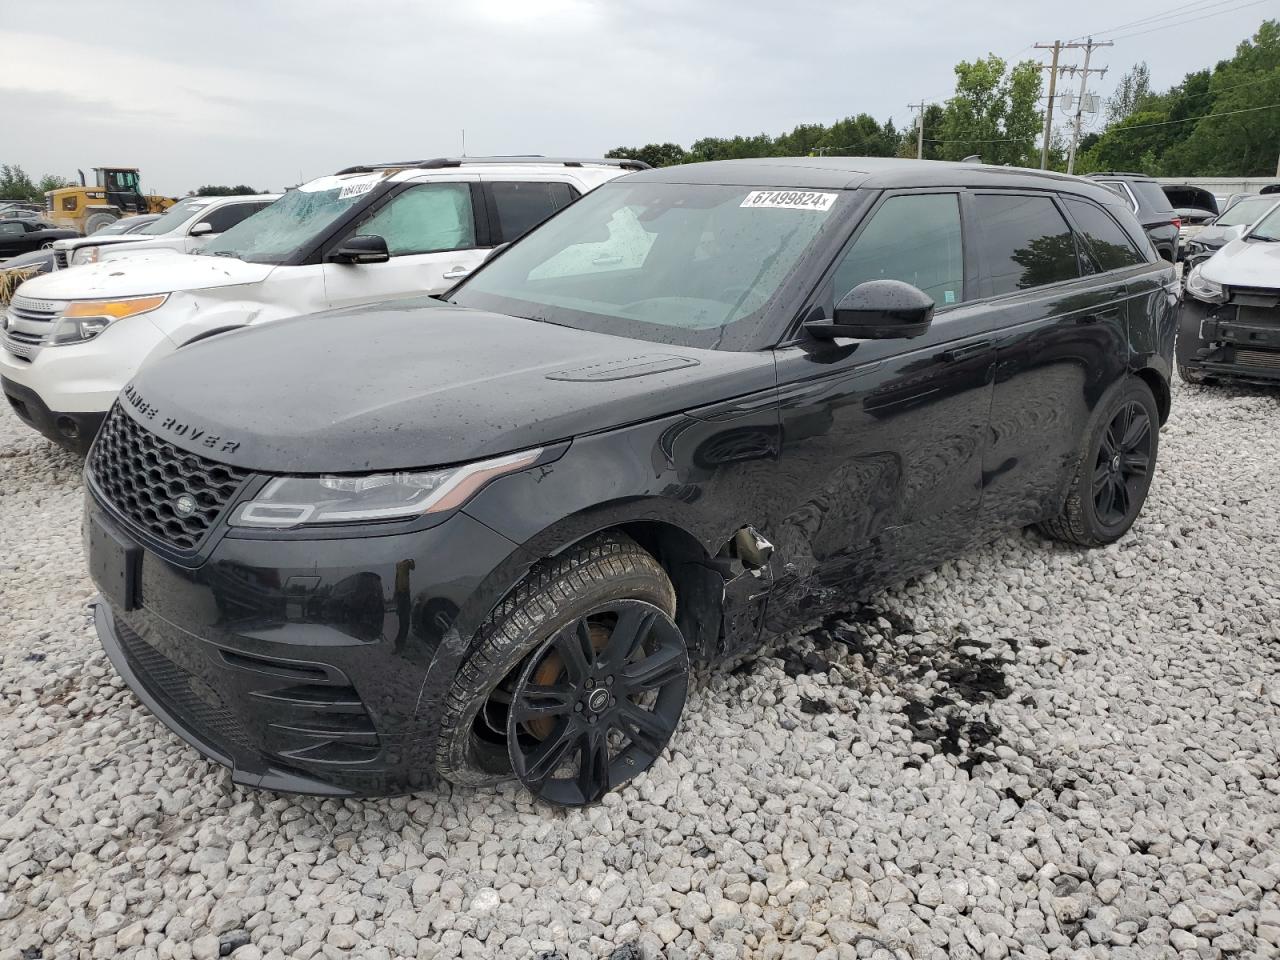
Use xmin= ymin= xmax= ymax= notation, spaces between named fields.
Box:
xmin=45 ymin=167 xmax=178 ymax=234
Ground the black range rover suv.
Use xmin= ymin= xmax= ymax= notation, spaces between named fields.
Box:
xmin=85 ymin=158 xmax=1178 ymax=806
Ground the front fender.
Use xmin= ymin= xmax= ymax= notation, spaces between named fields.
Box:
xmin=462 ymin=410 xmax=780 ymax=559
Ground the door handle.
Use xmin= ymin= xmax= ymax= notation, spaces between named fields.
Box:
xmin=1076 ymin=309 xmax=1120 ymax=325
xmin=442 ymin=267 xmax=470 ymax=280
xmin=939 ymin=340 xmax=991 ymax=363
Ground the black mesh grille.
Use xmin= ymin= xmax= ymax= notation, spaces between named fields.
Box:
xmin=115 ymin=617 xmax=252 ymax=753
xmin=90 ymin=405 xmax=249 ymax=551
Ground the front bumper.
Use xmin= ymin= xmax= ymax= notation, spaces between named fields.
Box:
xmin=2 ymin=376 xmax=104 ymax=453
xmin=0 ymin=311 xmax=176 ymax=414
xmin=86 ymin=493 xmax=528 ymax=797
xmin=1178 ymin=297 xmax=1280 ymax=383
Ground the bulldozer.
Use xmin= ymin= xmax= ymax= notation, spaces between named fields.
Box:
xmin=45 ymin=167 xmax=178 ymax=234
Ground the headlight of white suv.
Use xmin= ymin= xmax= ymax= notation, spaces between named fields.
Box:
xmin=228 ymin=448 xmax=544 ymax=529
xmin=49 ymin=295 xmax=169 ymax=345
xmin=70 ymin=246 xmax=101 ymax=266
xmin=1185 ymin=264 xmax=1226 ymax=304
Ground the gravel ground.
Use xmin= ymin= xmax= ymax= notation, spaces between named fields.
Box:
xmin=1 ymin=380 xmax=1278 ymax=960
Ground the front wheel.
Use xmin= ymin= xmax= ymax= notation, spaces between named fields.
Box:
xmin=1038 ymin=377 xmax=1160 ymax=547
xmin=434 ymin=532 xmax=685 ymax=803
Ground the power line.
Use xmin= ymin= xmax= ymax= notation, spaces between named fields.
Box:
xmin=1103 ymin=100 xmax=1280 ymax=131
xmin=1070 ymin=0 xmax=1252 ymax=42
xmin=1106 ymin=0 xmax=1273 ymax=41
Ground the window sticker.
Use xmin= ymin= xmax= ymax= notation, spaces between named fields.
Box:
xmin=740 ymin=190 xmax=837 ymax=211
xmin=339 ymin=177 xmax=380 ymax=199
xmin=944 ymin=290 xmax=956 ymax=304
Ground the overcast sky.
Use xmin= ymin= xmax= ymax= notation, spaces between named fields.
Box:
xmin=2 ymin=0 xmax=1274 ymax=194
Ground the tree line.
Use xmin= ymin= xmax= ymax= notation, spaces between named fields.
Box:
xmin=609 ymin=19 xmax=1280 ymax=179
xmin=0 ymin=165 xmax=72 ymax=203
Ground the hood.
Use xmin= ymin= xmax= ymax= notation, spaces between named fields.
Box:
xmin=124 ymin=300 xmax=777 ymax=473
xmin=17 ymin=253 xmax=274 ymax=300
xmin=53 ymin=234 xmax=145 ymax=251
xmin=1192 ymin=224 xmax=1243 ymax=249
xmin=1201 ymin=238 xmax=1280 ymax=288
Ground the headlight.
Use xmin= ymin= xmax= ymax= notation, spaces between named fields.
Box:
xmin=70 ymin=246 xmax=100 ymax=266
xmin=1185 ymin=265 xmax=1226 ymax=304
xmin=229 ymin=448 xmax=544 ymax=528
xmin=49 ymin=295 xmax=168 ymax=345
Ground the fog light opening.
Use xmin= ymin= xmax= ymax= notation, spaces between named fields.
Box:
xmin=55 ymin=416 xmax=79 ymax=439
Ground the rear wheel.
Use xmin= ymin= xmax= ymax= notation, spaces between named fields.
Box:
xmin=435 ymin=533 xmax=684 ymax=798
xmin=1038 ymin=377 xmax=1160 ymax=547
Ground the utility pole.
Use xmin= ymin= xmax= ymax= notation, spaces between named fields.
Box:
xmin=1034 ymin=41 xmax=1063 ymax=169
xmin=1064 ymin=38 xmax=1112 ymax=174
xmin=908 ymin=101 xmax=927 ymax=159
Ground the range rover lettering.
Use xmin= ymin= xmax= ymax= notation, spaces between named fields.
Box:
xmin=84 ymin=158 xmax=1177 ymax=806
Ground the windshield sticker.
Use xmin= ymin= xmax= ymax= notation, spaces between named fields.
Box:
xmin=338 ymin=177 xmax=380 ymax=199
xmin=298 ymin=173 xmax=384 ymax=195
xmin=741 ymin=190 xmax=837 ymax=211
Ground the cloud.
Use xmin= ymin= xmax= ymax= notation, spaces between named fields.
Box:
xmin=0 ymin=1 xmax=1272 ymax=194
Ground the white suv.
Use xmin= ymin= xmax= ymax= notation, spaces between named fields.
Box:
xmin=51 ymin=194 xmax=280 ymax=270
xmin=1 ymin=157 xmax=643 ymax=452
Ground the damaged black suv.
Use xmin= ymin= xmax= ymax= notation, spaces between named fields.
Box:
xmin=85 ymin=158 xmax=1178 ymax=806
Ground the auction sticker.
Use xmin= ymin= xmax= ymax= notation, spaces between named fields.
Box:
xmin=741 ymin=190 xmax=836 ymax=211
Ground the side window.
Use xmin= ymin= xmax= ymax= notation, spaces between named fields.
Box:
xmin=197 ymin=204 xmax=260 ymax=234
xmin=1063 ymin=197 xmax=1146 ymax=271
xmin=973 ymin=194 xmax=1081 ymax=296
xmin=832 ymin=193 xmax=964 ymax=307
xmin=0 ymin=222 xmax=23 ymax=237
xmin=355 ymin=183 xmax=476 ymax=257
xmin=1097 ymin=181 xmax=1139 ymax=213
xmin=489 ymin=181 xmax=575 ymax=243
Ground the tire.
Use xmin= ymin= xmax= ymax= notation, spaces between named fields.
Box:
xmin=435 ymin=532 xmax=677 ymax=786
xmin=1037 ymin=376 xmax=1160 ymax=547
xmin=84 ymin=212 xmax=119 ymax=234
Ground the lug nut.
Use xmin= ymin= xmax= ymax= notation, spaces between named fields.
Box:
xmin=574 ymin=702 xmax=583 ymax=712
xmin=605 ymin=676 xmax=614 ymax=686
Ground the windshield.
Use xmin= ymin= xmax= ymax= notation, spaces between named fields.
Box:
xmin=1217 ymin=197 xmax=1276 ymax=227
xmin=202 ymin=176 xmax=382 ymax=263
xmin=450 ymin=181 xmax=846 ymax=349
xmin=135 ymin=199 xmax=209 ymax=236
xmin=1248 ymin=204 xmax=1280 ymax=241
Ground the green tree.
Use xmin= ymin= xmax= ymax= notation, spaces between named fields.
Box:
xmin=0 ymin=164 xmax=39 ymax=201
xmin=37 ymin=173 xmax=72 ymax=194
xmin=935 ymin=55 xmax=1043 ymax=166
xmin=604 ymin=143 xmax=686 ymax=167
xmin=1107 ymin=63 xmax=1152 ymax=123
xmin=194 ymin=184 xmax=261 ymax=196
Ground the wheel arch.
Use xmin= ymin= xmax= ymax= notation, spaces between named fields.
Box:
xmin=477 ymin=500 xmax=752 ymax=664
xmin=1133 ymin=364 xmax=1171 ymax=424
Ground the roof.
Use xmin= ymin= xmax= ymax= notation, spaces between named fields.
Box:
xmin=334 ymin=156 xmax=648 ymax=175
xmin=627 ymin=157 xmax=1113 ymax=195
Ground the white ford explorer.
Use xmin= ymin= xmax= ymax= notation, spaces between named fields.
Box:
xmin=1 ymin=157 xmax=643 ymax=452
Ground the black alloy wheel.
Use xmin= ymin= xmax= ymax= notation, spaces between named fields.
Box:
xmin=506 ymin=599 xmax=688 ymax=806
xmin=1092 ymin=400 xmax=1153 ymax=529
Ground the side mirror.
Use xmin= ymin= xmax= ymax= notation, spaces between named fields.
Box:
xmin=484 ymin=242 xmax=510 ymax=262
xmin=804 ymin=279 xmax=935 ymax=341
xmin=329 ymin=234 xmax=390 ymax=264
xmin=1225 ymin=223 xmax=1248 ymax=241
xmin=189 ymin=221 xmax=214 ymax=236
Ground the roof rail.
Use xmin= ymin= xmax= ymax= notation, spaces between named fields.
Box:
xmin=333 ymin=156 xmax=650 ymax=176
xmin=1086 ymin=171 xmax=1150 ymax=178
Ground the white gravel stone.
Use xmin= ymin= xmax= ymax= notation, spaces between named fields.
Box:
xmin=1 ymin=382 xmax=1279 ymax=959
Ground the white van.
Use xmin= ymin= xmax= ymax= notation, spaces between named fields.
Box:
xmin=1 ymin=157 xmax=643 ymax=451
